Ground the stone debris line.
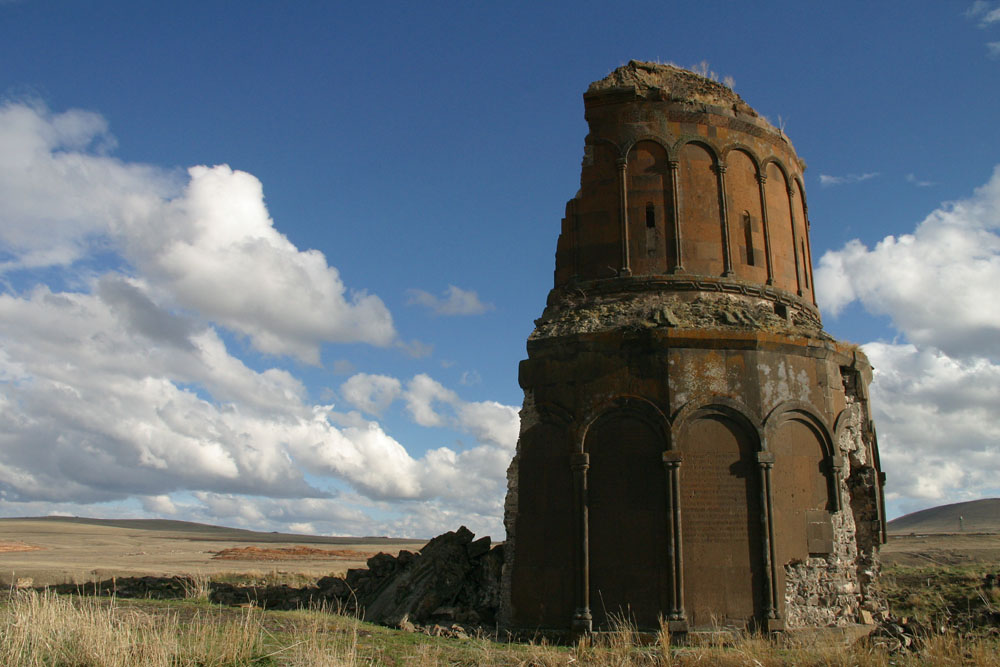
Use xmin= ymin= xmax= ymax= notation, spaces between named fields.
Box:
xmin=532 ymin=291 xmax=829 ymax=341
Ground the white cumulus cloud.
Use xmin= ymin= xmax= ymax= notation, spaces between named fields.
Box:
xmin=864 ymin=343 xmax=1000 ymax=511
xmin=0 ymin=101 xmax=396 ymax=364
xmin=340 ymin=373 xmax=403 ymax=416
xmin=816 ymin=165 xmax=1000 ymax=358
xmin=0 ymin=101 xmax=521 ymax=538
xmin=818 ymin=165 xmax=1000 ymax=516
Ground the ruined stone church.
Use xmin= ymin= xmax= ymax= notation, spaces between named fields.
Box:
xmin=501 ymin=61 xmax=886 ymax=633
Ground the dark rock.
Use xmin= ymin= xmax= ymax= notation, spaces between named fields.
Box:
xmin=467 ymin=536 xmax=491 ymax=559
xmin=367 ymin=552 xmax=398 ymax=579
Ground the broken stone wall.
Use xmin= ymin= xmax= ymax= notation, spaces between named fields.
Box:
xmin=782 ymin=367 xmax=886 ymax=627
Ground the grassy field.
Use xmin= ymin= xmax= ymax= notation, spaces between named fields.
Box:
xmin=1 ymin=582 xmax=998 ymax=666
xmin=2 ymin=517 xmax=999 ymax=664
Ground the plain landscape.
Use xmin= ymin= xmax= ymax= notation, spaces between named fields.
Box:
xmin=0 ymin=501 xmax=997 ymax=664
xmin=0 ymin=516 xmax=425 ymax=588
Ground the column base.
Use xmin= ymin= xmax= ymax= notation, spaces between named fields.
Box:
xmin=763 ymin=617 xmax=785 ymax=633
xmin=664 ymin=619 xmax=689 ymax=634
xmin=572 ymin=609 xmax=593 ymax=634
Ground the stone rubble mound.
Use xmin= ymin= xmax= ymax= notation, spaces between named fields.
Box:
xmin=209 ymin=526 xmax=503 ymax=627
xmin=37 ymin=526 xmax=504 ymax=632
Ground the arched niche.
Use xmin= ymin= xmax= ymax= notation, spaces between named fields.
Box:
xmin=626 ymin=140 xmax=673 ymax=275
xmin=583 ymin=402 xmax=670 ymax=629
xmin=725 ymin=149 xmax=767 ymax=284
xmin=509 ymin=413 xmax=576 ymax=628
xmin=765 ymin=404 xmax=837 ymax=618
xmin=674 ymin=403 xmax=766 ymax=629
xmin=763 ymin=161 xmax=795 ymax=294
xmin=678 ymin=142 xmax=723 ymax=276
xmin=793 ymin=178 xmax=814 ymax=303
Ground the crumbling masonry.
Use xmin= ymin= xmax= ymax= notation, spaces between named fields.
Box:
xmin=501 ymin=61 xmax=886 ymax=633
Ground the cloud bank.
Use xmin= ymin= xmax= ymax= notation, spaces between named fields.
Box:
xmin=816 ymin=165 xmax=1000 ymax=514
xmin=0 ymin=102 xmax=519 ymax=538
xmin=0 ymin=102 xmax=396 ymax=364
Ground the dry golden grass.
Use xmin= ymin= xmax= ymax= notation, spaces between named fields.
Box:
xmin=0 ymin=590 xmax=365 ymax=666
xmin=3 ymin=591 xmax=998 ymax=667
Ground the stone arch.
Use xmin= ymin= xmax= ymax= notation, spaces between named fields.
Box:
xmin=676 ymin=140 xmax=725 ymax=277
xmin=792 ymin=177 xmax=815 ymax=304
xmin=578 ymin=394 xmax=671 ymax=448
xmin=759 ymin=156 xmax=791 ymax=181
xmin=671 ymin=396 xmax=763 ymax=445
xmin=671 ymin=135 xmax=721 ymax=159
xmin=671 ymin=398 xmax=768 ymax=629
xmin=724 ymin=148 xmax=767 ymax=283
xmin=581 ymin=396 xmax=672 ymax=629
xmin=624 ymin=140 xmax=674 ymax=275
xmin=508 ymin=401 xmax=576 ymax=628
xmin=764 ymin=401 xmax=839 ymax=620
xmin=764 ymin=401 xmax=838 ymax=507
xmin=721 ymin=143 xmax=763 ymax=171
xmin=623 ymin=135 xmax=673 ymax=161
xmin=765 ymin=401 xmax=835 ymax=458
xmin=762 ymin=159 xmax=796 ymax=294
xmin=792 ymin=175 xmax=808 ymax=210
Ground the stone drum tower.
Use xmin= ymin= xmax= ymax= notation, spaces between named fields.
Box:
xmin=502 ymin=61 xmax=886 ymax=634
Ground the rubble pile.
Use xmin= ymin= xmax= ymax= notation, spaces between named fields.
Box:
xmin=36 ymin=526 xmax=504 ymax=632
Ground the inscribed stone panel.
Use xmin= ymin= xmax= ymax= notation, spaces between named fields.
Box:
xmin=679 ymin=415 xmax=764 ymax=628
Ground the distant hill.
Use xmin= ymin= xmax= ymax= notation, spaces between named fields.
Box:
xmin=887 ymin=498 xmax=1000 ymax=535
xmin=0 ymin=516 xmax=418 ymax=544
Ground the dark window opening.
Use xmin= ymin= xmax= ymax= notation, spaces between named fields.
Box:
xmin=743 ymin=211 xmax=755 ymax=266
xmin=645 ymin=203 xmax=655 ymax=228
xmin=801 ymin=240 xmax=809 ymax=288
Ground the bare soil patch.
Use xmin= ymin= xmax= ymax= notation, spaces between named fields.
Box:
xmin=212 ymin=546 xmax=380 ymax=561
xmin=0 ymin=541 xmax=43 ymax=553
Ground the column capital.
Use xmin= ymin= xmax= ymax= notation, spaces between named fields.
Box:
xmin=756 ymin=451 xmax=775 ymax=467
xmin=615 ymin=157 xmax=628 ymax=170
xmin=755 ymin=172 xmax=767 ymax=185
xmin=571 ymin=452 xmax=590 ymax=471
xmin=786 ymin=185 xmax=796 ymax=197
xmin=662 ymin=450 xmax=683 ymax=465
xmin=711 ymin=163 xmax=727 ymax=175
xmin=667 ymin=159 xmax=680 ymax=171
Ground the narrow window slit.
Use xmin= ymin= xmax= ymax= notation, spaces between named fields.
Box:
xmin=645 ymin=203 xmax=655 ymax=228
xmin=743 ymin=211 xmax=755 ymax=266
xmin=801 ymin=240 xmax=810 ymax=288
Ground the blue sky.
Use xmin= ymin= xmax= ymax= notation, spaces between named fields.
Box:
xmin=1 ymin=1 xmax=999 ymax=538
